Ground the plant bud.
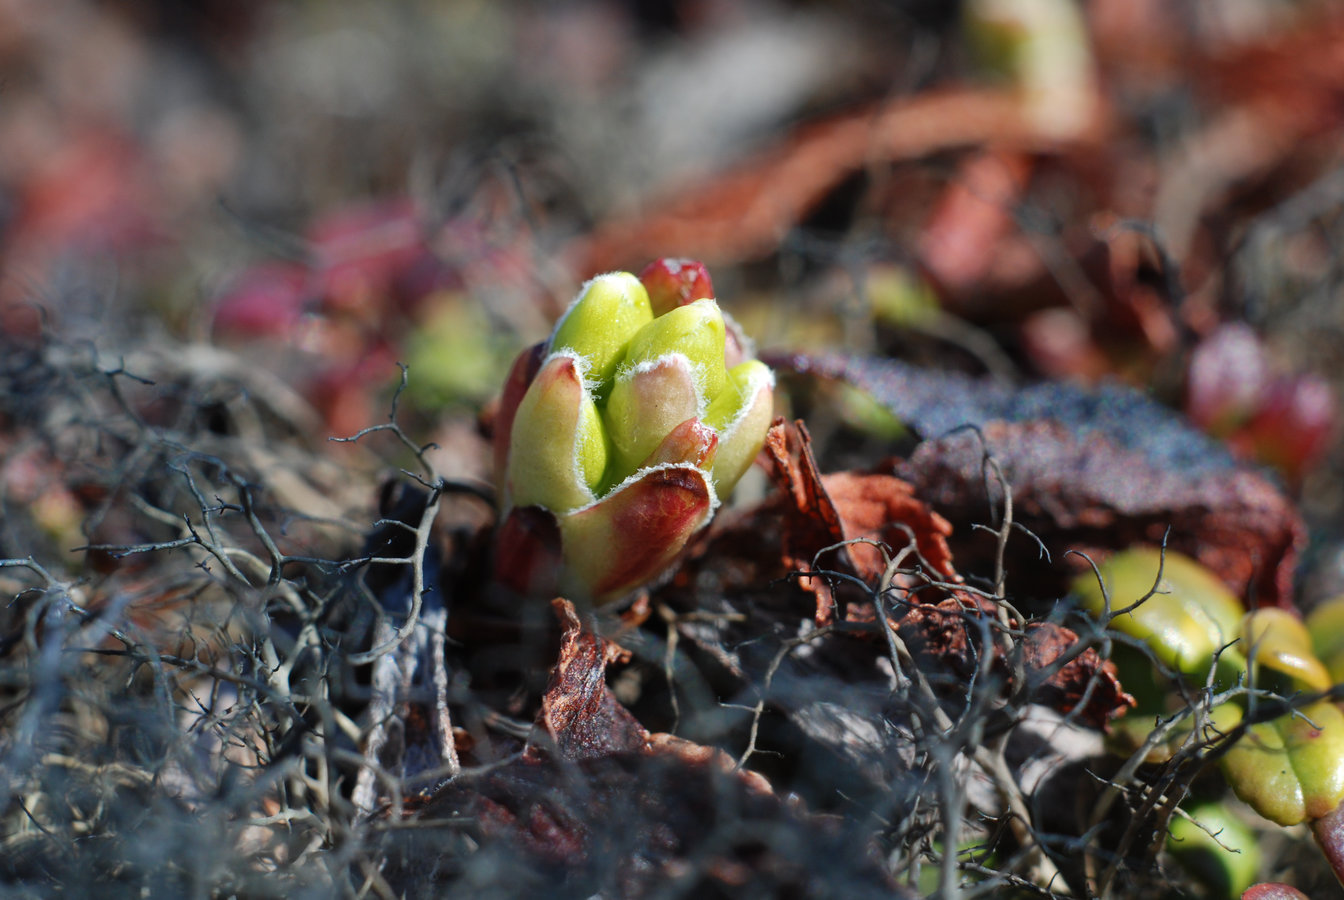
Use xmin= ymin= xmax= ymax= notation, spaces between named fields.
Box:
xmin=705 ymin=359 xmax=775 ymax=495
xmin=549 ymin=272 xmax=654 ymax=395
xmin=493 ymin=261 xmax=774 ymax=605
xmin=506 ymin=354 xmax=608 ymax=513
xmin=558 ymin=464 xmax=715 ymax=603
xmin=622 ymin=298 xmax=728 ymax=402
xmin=638 ymin=257 xmax=714 ymax=315
xmin=603 ymin=355 xmax=702 ymax=483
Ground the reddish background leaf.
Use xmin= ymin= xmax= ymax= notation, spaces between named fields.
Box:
xmin=893 ymin=420 xmax=1305 ymax=609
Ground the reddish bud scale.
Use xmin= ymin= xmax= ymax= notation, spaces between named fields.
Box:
xmin=492 ymin=341 xmax=547 ymax=489
xmin=643 ymin=419 xmax=718 ymax=470
xmin=562 ymin=465 xmax=713 ymax=602
xmin=638 ymin=258 xmax=714 ymax=316
xmin=494 ymin=505 xmax=563 ymax=597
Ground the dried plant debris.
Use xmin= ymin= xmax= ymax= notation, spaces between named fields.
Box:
xmin=750 ymin=417 xmax=956 ymax=625
xmin=773 ymin=351 xmax=1306 ymax=607
xmin=529 ymin=598 xmax=651 ymax=760
xmin=894 ymin=420 xmax=1304 ymax=609
xmin=0 ymin=331 xmax=1306 ymax=897
xmin=768 ymin=350 xmax=1244 ymax=477
xmin=0 ymin=338 xmax=381 ymax=895
xmin=379 ymin=599 xmax=901 ymax=899
xmin=388 ymin=746 xmax=903 ymax=900
xmin=575 ymin=88 xmax=1086 ymax=273
xmin=686 ymin=420 xmax=1131 ymax=722
xmin=893 ymin=595 xmax=1132 ymax=730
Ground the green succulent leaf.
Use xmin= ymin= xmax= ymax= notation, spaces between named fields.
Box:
xmin=621 ymin=298 xmax=728 ymax=402
xmin=705 ymin=359 xmax=774 ymax=496
xmin=1242 ymin=608 xmax=1332 ymax=693
xmin=1306 ymin=596 xmax=1344 ymax=686
xmin=558 ymin=464 xmax=715 ymax=604
xmin=506 ymin=354 xmax=608 ymax=513
xmin=1072 ymin=548 xmax=1246 ymax=682
xmin=549 ymin=272 xmax=654 ymax=395
xmin=603 ymin=354 xmax=702 ymax=484
xmin=1213 ymin=700 xmax=1344 ymax=826
xmin=1166 ymin=799 xmax=1261 ymax=900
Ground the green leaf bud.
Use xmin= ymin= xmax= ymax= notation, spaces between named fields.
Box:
xmin=602 ymin=354 xmax=701 ymax=485
xmin=494 ymin=261 xmax=773 ymax=606
xmin=621 ymin=298 xmax=727 ymax=402
xmin=704 ymin=359 xmax=775 ymax=496
xmin=549 ymin=272 xmax=654 ymax=396
xmin=506 ymin=353 xmax=608 ymax=513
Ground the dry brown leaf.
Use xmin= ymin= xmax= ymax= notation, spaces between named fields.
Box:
xmin=919 ymin=150 xmax=1035 ymax=297
xmin=529 ymin=600 xmax=779 ymax=798
xmin=760 ymin=418 xmax=957 ymax=624
xmin=529 ymin=597 xmax=650 ymax=760
xmin=819 ymin=470 xmax=957 ymax=585
xmin=1020 ymin=622 xmax=1135 ymax=728
xmin=893 ymin=420 xmax=1305 ymax=609
xmin=409 ymin=741 xmax=900 ymax=898
xmin=894 ymin=593 xmax=1134 ymax=728
xmin=392 ymin=598 xmax=914 ymax=896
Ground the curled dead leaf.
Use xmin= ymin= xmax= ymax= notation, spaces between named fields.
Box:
xmin=759 ymin=418 xmax=957 ymax=625
xmin=530 ymin=597 xmax=649 ymax=760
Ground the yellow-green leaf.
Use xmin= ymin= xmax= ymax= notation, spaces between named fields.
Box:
xmin=1213 ymin=700 xmax=1344 ymax=826
xmin=1242 ymin=608 xmax=1332 ymax=693
xmin=621 ymin=298 xmax=727 ymax=402
xmin=602 ymin=355 xmax=701 ymax=484
xmin=1167 ymin=799 xmax=1261 ymax=899
xmin=704 ymin=359 xmax=774 ymax=497
xmin=549 ymin=272 xmax=654 ymax=395
xmin=507 ymin=354 xmax=608 ymax=513
xmin=1072 ymin=549 xmax=1245 ymax=681
xmin=1306 ymin=596 xmax=1344 ymax=685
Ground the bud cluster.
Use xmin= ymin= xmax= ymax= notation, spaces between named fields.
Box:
xmin=493 ymin=259 xmax=774 ymax=604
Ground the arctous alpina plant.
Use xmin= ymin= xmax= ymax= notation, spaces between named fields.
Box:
xmin=1074 ymin=548 xmax=1344 ymax=890
xmin=492 ymin=259 xmax=774 ymax=605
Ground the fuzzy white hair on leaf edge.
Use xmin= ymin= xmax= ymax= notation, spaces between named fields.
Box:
xmin=548 ymin=271 xmax=640 ymax=346
xmin=527 ymin=348 xmax=600 ymax=513
xmin=716 ymin=365 xmax=776 ymax=440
